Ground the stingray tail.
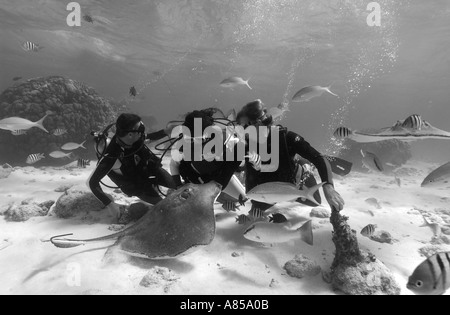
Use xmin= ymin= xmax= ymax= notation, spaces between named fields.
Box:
xmin=49 ymin=231 xmax=124 ymax=249
xmin=298 ymin=220 xmax=313 ymax=246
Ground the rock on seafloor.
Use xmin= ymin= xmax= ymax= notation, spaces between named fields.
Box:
xmin=331 ymin=252 xmax=401 ymax=295
xmin=140 ymin=267 xmax=180 ymax=292
xmin=4 ymin=203 xmax=49 ymax=222
xmin=0 ymin=164 xmax=13 ymax=179
xmin=52 ymin=186 xmax=110 ymax=219
xmin=310 ymin=207 xmax=331 ymax=218
xmin=284 ymin=254 xmax=321 ymax=279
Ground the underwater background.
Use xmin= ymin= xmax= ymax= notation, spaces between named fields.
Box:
xmin=1 ymin=0 xmax=450 ymax=164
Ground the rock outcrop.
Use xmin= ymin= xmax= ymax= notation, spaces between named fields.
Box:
xmin=0 ymin=76 xmax=121 ymax=165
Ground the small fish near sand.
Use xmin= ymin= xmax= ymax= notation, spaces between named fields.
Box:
xmin=129 ymin=86 xmax=137 ymax=97
xmin=49 ymin=151 xmax=73 ymax=159
xmin=21 ymin=41 xmax=43 ymax=52
xmin=421 ymin=161 xmax=450 ymax=188
xmin=77 ymin=159 xmax=91 ymax=169
xmin=26 ymin=153 xmax=45 ymax=165
xmin=248 ymin=207 xmax=266 ymax=219
xmin=417 ymin=211 xmax=442 ymax=239
xmin=236 ymin=215 xmax=252 ymax=225
xmin=61 ymin=141 xmax=86 ymax=151
xmin=292 ymin=84 xmax=338 ymax=102
xmin=220 ymin=77 xmax=252 ymax=90
xmin=333 ymin=127 xmax=352 ymax=139
xmin=365 ymin=198 xmax=382 ymax=209
xmin=83 ymin=14 xmax=95 ymax=23
xmin=360 ymin=224 xmax=378 ymax=238
xmin=246 ymin=182 xmax=324 ymax=206
xmin=361 ymin=150 xmax=384 ymax=172
xmin=222 ymin=201 xmax=240 ymax=212
xmin=0 ymin=114 xmax=49 ymax=133
xmin=243 ymin=220 xmax=313 ymax=246
xmin=407 ymin=252 xmax=450 ymax=295
xmin=402 ymin=114 xmax=424 ymax=130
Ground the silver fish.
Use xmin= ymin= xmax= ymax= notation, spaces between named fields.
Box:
xmin=360 ymin=224 xmax=377 ymax=237
xmin=220 ymin=77 xmax=252 ymax=90
xmin=49 ymin=151 xmax=73 ymax=159
xmin=21 ymin=41 xmax=43 ymax=52
xmin=243 ymin=220 xmax=313 ymax=245
xmin=246 ymin=182 xmax=324 ymax=206
xmin=0 ymin=114 xmax=49 ymax=133
xmin=26 ymin=153 xmax=45 ymax=165
xmin=61 ymin=141 xmax=86 ymax=151
xmin=361 ymin=150 xmax=384 ymax=172
xmin=292 ymin=85 xmax=338 ymax=102
xmin=421 ymin=162 xmax=450 ymax=188
xmin=333 ymin=127 xmax=352 ymax=139
xmin=407 ymin=252 xmax=450 ymax=295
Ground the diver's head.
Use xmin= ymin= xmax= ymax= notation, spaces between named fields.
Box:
xmin=183 ymin=110 xmax=216 ymax=144
xmin=237 ymin=99 xmax=273 ymax=128
xmin=116 ymin=113 xmax=145 ymax=146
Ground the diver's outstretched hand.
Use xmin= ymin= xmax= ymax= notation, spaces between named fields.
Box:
xmin=323 ymin=184 xmax=344 ymax=211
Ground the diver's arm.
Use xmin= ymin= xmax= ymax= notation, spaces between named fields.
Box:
xmin=287 ymin=131 xmax=334 ymax=187
xmin=170 ymin=158 xmax=183 ymax=187
xmin=146 ymin=129 xmax=167 ymax=141
xmin=88 ymin=157 xmax=116 ymax=206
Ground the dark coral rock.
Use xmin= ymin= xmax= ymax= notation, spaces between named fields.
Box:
xmin=0 ymin=76 xmax=121 ymax=165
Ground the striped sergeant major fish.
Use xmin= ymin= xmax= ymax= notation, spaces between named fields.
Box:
xmin=53 ymin=129 xmax=68 ymax=136
xmin=402 ymin=114 xmax=424 ymax=130
xmin=236 ymin=214 xmax=252 ymax=225
xmin=407 ymin=252 xmax=450 ymax=295
xmin=333 ymin=127 xmax=352 ymax=139
xmin=11 ymin=130 xmax=27 ymax=136
xmin=26 ymin=153 xmax=45 ymax=165
xmin=248 ymin=207 xmax=265 ymax=219
xmin=21 ymin=41 xmax=43 ymax=52
xmin=222 ymin=201 xmax=239 ymax=212
xmin=360 ymin=224 xmax=377 ymax=237
xmin=77 ymin=159 xmax=91 ymax=169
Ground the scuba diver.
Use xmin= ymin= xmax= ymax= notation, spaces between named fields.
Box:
xmin=89 ymin=113 xmax=177 ymax=218
xmin=237 ymin=99 xmax=345 ymax=213
xmin=169 ymin=108 xmax=246 ymax=210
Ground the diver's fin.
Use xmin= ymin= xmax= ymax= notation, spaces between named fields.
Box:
xmin=325 ymin=155 xmax=353 ymax=176
xmin=298 ymin=220 xmax=313 ymax=246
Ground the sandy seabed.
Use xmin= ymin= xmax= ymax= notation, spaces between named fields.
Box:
xmin=0 ymin=159 xmax=449 ymax=295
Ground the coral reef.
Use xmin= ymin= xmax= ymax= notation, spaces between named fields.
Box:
xmin=0 ymin=164 xmax=13 ymax=179
xmin=3 ymin=199 xmax=51 ymax=222
xmin=0 ymin=76 xmax=121 ymax=165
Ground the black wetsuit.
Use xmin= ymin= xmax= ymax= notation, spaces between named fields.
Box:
xmin=177 ymin=143 xmax=242 ymax=189
xmin=245 ymin=126 xmax=334 ymax=210
xmin=89 ymin=130 xmax=176 ymax=206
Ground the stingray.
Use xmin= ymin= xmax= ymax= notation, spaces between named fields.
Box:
xmin=49 ymin=183 xmax=222 ymax=259
xmin=343 ymin=115 xmax=450 ymax=143
xmin=153 ymin=71 xmax=172 ymax=94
